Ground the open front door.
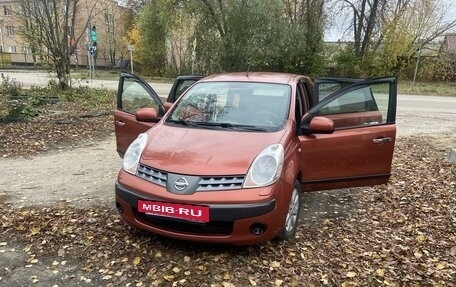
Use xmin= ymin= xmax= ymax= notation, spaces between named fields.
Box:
xmin=299 ymin=77 xmax=397 ymax=191
xmin=114 ymin=72 xmax=164 ymax=157
xmin=314 ymin=77 xmax=364 ymax=104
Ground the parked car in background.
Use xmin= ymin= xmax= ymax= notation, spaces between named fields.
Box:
xmin=114 ymin=72 xmax=397 ymax=245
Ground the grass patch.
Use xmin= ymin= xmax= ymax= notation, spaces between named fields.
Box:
xmin=0 ymin=75 xmax=116 ymax=122
xmin=398 ymin=81 xmax=456 ymax=96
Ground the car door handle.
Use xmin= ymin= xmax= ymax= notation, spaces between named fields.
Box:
xmin=364 ymin=121 xmax=379 ymax=125
xmin=373 ymin=137 xmax=392 ymax=144
xmin=115 ymin=120 xmax=125 ymax=127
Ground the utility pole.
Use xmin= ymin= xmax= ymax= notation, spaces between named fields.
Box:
xmin=86 ymin=25 xmax=92 ymax=83
xmin=90 ymin=25 xmax=97 ymax=79
xmin=191 ymin=38 xmax=197 ymax=74
xmin=128 ymin=45 xmax=135 ymax=74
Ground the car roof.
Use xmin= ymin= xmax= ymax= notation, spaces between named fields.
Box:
xmin=199 ymin=72 xmax=304 ymax=85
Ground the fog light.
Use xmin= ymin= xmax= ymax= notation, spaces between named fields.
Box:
xmin=116 ymin=202 xmax=123 ymax=214
xmin=250 ymin=223 xmax=266 ymax=235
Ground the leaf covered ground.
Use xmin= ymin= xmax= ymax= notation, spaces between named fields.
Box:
xmin=0 ymin=101 xmax=455 ymax=286
xmin=0 ymin=98 xmax=114 ymax=158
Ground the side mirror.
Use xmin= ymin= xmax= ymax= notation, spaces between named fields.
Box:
xmin=135 ymin=107 xmax=158 ymax=122
xmin=301 ymin=116 xmax=334 ymax=134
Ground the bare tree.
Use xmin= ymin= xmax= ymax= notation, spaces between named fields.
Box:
xmin=335 ymin=0 xmax=456 ymax=75
xmin=16 ymin=0 xmax=104 ymax=89
xmin=339 ymin=0 xmax=386 ymax=60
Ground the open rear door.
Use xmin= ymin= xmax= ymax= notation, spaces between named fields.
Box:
xmin=299 ymin=77 xmax=397 ymax=191
xmin=114 ymin=72 xmax=164 ymax=157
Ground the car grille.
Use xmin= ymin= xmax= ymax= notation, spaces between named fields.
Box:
xmin=137 ymin=164 xmax=245 ymax=191
xmin=136 ymin=212 xmax=233 ymax=235
xmin=197 ymin=176 xmax=244 ymax=191
xmin=137 ymin=165 xmax=167 ymax=187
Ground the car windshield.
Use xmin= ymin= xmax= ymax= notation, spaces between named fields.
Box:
xmin=166 ymin=82 xmax=291 ymax=131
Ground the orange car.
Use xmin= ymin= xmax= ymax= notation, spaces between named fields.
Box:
xmin=114 ymin=72 xmax=397 ymax=245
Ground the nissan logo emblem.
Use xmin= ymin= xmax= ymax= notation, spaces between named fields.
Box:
xmin=174 ymin=177 xmax=189 ymax=191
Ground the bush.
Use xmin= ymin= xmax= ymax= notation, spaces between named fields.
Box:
xmin=0 ymin=75 xmax=116 ymax=122
xmin=0 ymin=74 xmax=36 ymax=121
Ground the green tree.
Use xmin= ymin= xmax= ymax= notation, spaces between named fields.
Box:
xmin=134 ymin=0 xmax=327 ymax=77
xmin=136 ymin=0 xmax=168 ymax=75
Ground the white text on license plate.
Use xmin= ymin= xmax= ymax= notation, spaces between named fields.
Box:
xmin=138 ymin=200 xmax=209 ymax=222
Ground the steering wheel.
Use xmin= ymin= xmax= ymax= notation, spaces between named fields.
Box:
xmin=250 ymin=111 xmax=280 ymax=126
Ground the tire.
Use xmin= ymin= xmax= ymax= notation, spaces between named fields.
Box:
xmin=278 ymin=180 xmax=301 ymax=240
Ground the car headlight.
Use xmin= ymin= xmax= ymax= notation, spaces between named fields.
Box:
xmin=123 ymin=133 xmax=148 ymax=174
xmin=243 ymin=144 xmax=284 ymax=188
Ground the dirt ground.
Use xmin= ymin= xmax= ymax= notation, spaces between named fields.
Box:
xmin=0 ymin=134 xmax=120 ymax=209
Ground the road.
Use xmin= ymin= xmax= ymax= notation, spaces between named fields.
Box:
xmin=0 ymin=69 xmax=172 ymax=98
xmin=1 ymin=70 xmax=456 ymax=137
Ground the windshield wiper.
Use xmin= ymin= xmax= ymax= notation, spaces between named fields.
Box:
xmin=167 ymin=119 xmax=198 ymax=127
xmin=168 ymin=120 xmax=271 ymax=131
xmin=192 ymin=122 xmax=271 ymax=132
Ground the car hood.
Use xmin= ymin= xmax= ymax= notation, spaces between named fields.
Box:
xmin=140 ymin=124 xmax=286 ymax=175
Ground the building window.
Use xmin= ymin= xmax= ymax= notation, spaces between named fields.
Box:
xmin=3 ymin=5 xmax=11 ymax=16
xmin=8 ymin=46 xmax=17 ymax=53
xmin=105 ymin=13 xmax=114 ymax=24
xmin=106 ymin=25 xmax=114 ymax=36
xmin=6 ymin=26 xmax=14 ymax=37
xmin=22 ymin=46 xmax=31 ymax=53
xmin=15 ymin=4 xmax=23 ymax=15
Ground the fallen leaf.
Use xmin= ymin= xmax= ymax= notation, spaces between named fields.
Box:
xmin=164 ymin=275 xmax=174 ymax=281
xmin=416 ymin=234 xmax=425 ymax=243
xmin=133 ymin=257 xmax=141 ymax=266
xmin=270 ymin=261 xmax=281 ymax=268
xmin=29 ymin=227 xmax=41 ymax=236
xmin=346 ymin=271 xmax=357 ymax=278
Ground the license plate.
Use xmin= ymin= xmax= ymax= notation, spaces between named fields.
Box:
xmin=138 ymin=200 xmax=209 ymax=222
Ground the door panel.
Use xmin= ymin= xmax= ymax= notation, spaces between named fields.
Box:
xmin=299 ymin=125 xmax=396 ymax=191
xmin=324 ymin=111 xmax=383 ymax=128
xmin=115 ymin=72 xmax=163 ymax=156
xmin=114 ymin=110 xmax=154 ymax=157
xmin=300 ymin=77 xmax=397 ymax=191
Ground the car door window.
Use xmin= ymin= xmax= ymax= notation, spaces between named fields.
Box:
xmin=315 ymin=82 xmax=391 ymax=129
xmin=121 ymin=77 xmax=160 ymax=114
xmin=314 ymin=78 xmax=363 ymax=104
xmin=175 ymin=79 xmax=197 ymax=99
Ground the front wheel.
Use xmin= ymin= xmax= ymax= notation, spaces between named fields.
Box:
xmin=277 ymin=180 xmax=301 ymax=240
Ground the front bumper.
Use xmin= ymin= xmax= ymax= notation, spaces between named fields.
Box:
xmin=115 ymin=180 xmax=290 ymax=245
xmin=116 ymin=183 xmax=275 ymax=221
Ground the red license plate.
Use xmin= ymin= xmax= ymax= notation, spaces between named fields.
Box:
xmin=138 ymin=200 xmax=209 ymax=222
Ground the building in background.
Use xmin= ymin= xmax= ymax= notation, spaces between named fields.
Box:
xmin=0 ymin=0 xmax=129 ymax=68
xmin=443 ymin=34 xmax=456 ymax=55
